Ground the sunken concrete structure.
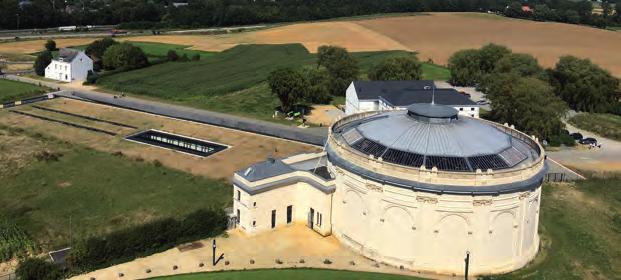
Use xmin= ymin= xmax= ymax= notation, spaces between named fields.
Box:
xmin=233 ymin=104 xmax=546 ymax=276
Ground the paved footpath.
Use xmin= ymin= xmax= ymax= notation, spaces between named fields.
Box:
xmin=4 ymin=75 xmax=328 ymax=146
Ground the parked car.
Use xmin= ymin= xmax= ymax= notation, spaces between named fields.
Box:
xmin=476 ymin=100 xmax=489 ymax=105
xmin=570 ymin=132 xmax=583 ymax=140
xmin=579 ymin=137 xmax=597 ymax=145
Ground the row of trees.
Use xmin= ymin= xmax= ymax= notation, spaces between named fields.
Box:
xmin=505 ymin=0 xmax=621 ymax=28
xmin=448 ymin=43 xmax=619 ymax=140
xmin=2 ymin=0 xmax=616 ymax=30
xmin=33 ymin=38 xmax=149 ymax=77
xmin=268 ymin=45 xmax=423 ymax=113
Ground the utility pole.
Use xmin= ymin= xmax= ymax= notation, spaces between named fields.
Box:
xmin=464 ymin=251 xmax=470 ymax=280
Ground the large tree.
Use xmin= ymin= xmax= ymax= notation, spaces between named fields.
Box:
xmin=33 ymin=51 xmax=52 ymax=76
xmin=102 ymin=43 xmax=149 ymax=70
xmin=448 ymin=49 xmax=481 ymax=86
xmin=85 ymin=38 xmax=119 ymax=59
xmin=302 ymin=67 xmax=332 ymax=104
xmin=485 ymin=73 xmax=567 ymax=139
xmin=268 ymin=68 xmax=308 ymax=113
xmin=492 ymin=53 xmax=544 ymax=78
xmin=550 ymin=56 xmax=619 ymax=113
xmin=368 ymin=56 xmax=423 ymax=81
xmin=316 ymin=45 xmax=359 ymax=96
xmin=44 ymin=40 xmax=56 ymax=52
xmin=478 ymin=43 xmax=511 ymax=74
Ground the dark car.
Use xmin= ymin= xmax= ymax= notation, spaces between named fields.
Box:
xmin=570 ymin=132 xmax=583 ymax=140
xmin=579 ymin=137 xmax=597 ymax=145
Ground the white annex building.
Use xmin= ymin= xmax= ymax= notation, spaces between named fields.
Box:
xmin=345 ymin=80 xmax=480 ymax=118
xmin=233 ymin=103 xmax=546 ymax=276
xmin=45 ymin=48 xmax=93 ymax=82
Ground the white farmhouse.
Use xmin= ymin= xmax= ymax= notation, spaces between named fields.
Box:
xmin=45 ymin=48 xmax=93 ymax=82
xmin=345 ymin=80 xmax=480 ymax=118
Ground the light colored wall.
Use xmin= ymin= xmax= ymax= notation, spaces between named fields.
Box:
xmin=345 ymin=83 xmax=359 ymax=115
xmin=329 ymin=162 xmax=541 ymax=275
xmin=233 ymin=180 xmax=333 ymax=236
xmin=45 ymin=61 xmax=71 ymax=82
xmin=70 ymin=52 xmax=93 ymax=81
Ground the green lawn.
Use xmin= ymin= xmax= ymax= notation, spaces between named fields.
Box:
xmin=153 ymin=268 xmax=425 ymax=280
xmin=569 ymin=112 xmax=621 ymax=141
xmin=0 ymin=126 xmax=231 ymax=250
xmin=96 ymin=44 xmax=450 ymax=121
xmin=488 ymin=177 xmax=621 ymax=279
xmin=0 ymin=79 xmax=48 ymax=104
xmin=127 ymin=41 xmax=215 ymax=59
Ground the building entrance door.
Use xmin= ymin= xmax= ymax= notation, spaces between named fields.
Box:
xmin=308 ymin=208 xmax=315 ymax=228
xmin=271 ymin=210 xmax=276 ymax=229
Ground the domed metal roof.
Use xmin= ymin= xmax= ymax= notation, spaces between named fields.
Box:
xmin=333 ymin=104 xmax=540 ymax=172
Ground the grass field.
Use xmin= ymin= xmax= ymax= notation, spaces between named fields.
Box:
xmin=0 ymin=79 xmax=48 ymax=103
xmin=0 ymin=125 xmax=231 ymax=250
xmin=152 ymin=268 xmax=424 ymax=280
xmin=490 ymin=177 xmax=621 ymax=279
xmin=96 ymin=44 xmax=449 ymax=121
xmin=569 ymin=113 xmax=621 ymax=141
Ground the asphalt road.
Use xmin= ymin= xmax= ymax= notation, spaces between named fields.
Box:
xmin=547 ymin=122 xmax=621 ymax=172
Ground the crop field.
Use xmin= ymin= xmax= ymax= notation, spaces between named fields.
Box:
xmin=0 ymin=79 xmax=48 ymax=104
xmin=96 ymin=44 xmax=449 ymax=121
xmin=3 ymin=13 xmax=619 ymax=76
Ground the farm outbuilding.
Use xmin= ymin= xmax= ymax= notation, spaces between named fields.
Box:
xmin=233 ymin=103 xmax=546 ymax=276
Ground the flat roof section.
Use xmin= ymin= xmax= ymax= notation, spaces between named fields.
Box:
xmin=126 ymin=129 xmax=228 ymax=158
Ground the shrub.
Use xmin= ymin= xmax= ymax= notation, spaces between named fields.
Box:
xmin=191 ymin=54 xmax=201 ymax=61
xmin=85 ymin=70 xmax=99 ymax=85
xmin=15 ymin=258 xmax=62 ymax=280
xmin=0 ymin=219 xmax=37 ymax=261
xmin=178 ymin=54 xmax=190 ymax=62
xmin=66 ymin=208 xmax=227 ymax=272
xmin=167 ymin=50 xmax=179 ymax=61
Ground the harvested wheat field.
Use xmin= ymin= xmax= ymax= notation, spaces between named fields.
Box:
xmin=0 ymin=37 xmax=97 ymax=55
xmin=0 ymin=98 xmax=319 ymax=180
xmin=1 ymin=12 xmax=620 ymax=76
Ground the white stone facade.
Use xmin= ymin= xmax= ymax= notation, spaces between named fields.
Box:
xmin=232 ymin=111 xmax=545 ymax=276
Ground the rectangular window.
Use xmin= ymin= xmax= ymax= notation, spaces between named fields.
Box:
xmin=471 ymin=108 xmax=475 ymax=111
xmin=316 ymin=212 xmax=320 ymax=225
xmin=287 ymin=205 xmax=293 ymax=224
xmin=236 ymin=190 xmax=240 ymax=201
xmin=252 ymin=220 xmax=256 ymax=227
xmin=459 ymin=108 xmax=463 ymax=111
xmin=236 ymin=209 xmax=240 ymax=225
xmin=271 ymin=210 xmax=276 ymax=229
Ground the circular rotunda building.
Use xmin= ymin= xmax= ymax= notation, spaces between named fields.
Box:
xmin=326 ymin=104 xmax=546 ymax=275
xmin=232 ymin=103 xmax=546 ymax=276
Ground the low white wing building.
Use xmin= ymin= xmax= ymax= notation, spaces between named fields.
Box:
xmin=345 ymin=80 xmax=480 ymax=118
xmin=45 ymin=48 xmax=93 ymax=82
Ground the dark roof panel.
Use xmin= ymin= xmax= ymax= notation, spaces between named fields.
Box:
xmin=352 ymin=80 xmax=477 ymax=106
xmin=55 ymin=48 xmax=80 ymax=62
